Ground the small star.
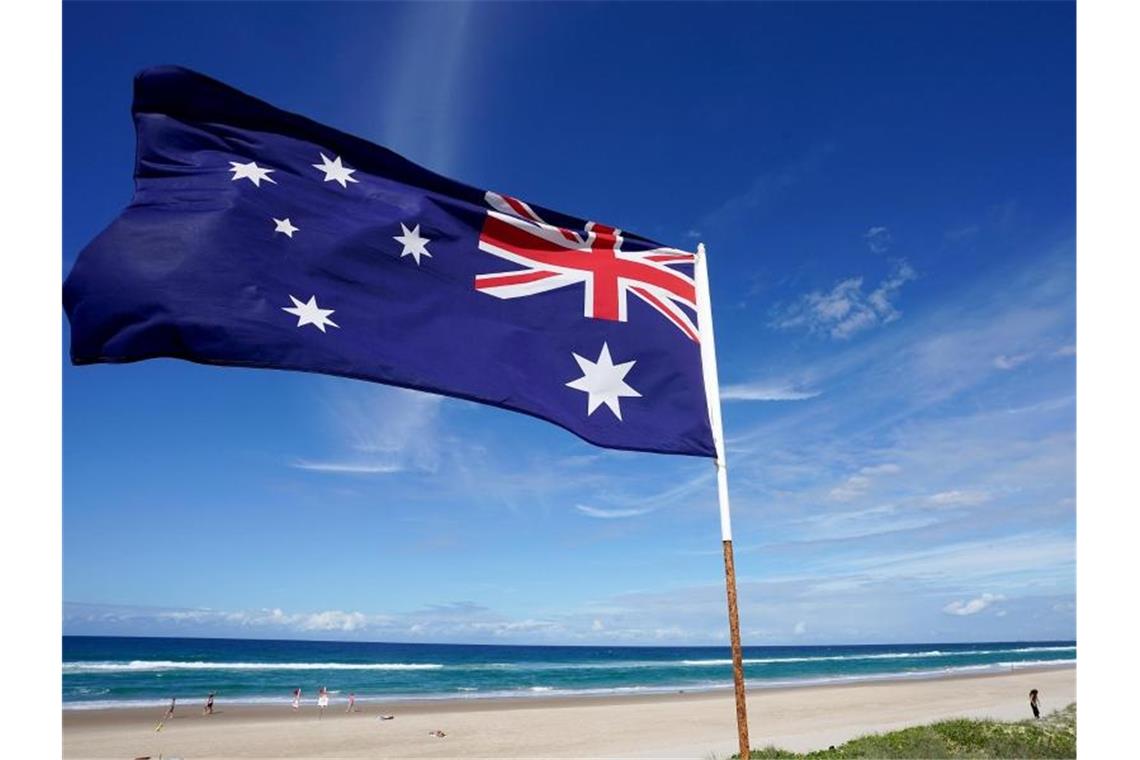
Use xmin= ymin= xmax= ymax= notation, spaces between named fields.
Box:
xmin=273 ymin=218 xmax=299 ymax=238
xmin=312 ymin=153 xmax=358 ymax=188
xmin=229 ymin=160 xmax=276 ymax=187
xmin=565 ymin=342 xmax=642 ymax=420
xmin=394 ymin=223 xmax=432 ymax=265
xmin=282 ymin=294 xmax=339 ymax=333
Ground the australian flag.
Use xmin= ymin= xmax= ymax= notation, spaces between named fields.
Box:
xmin=64 ymin=67 xmax=716 ymax=458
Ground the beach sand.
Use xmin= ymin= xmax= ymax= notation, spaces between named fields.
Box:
xmin=63 ymin=666 xmax=1074 ymax=759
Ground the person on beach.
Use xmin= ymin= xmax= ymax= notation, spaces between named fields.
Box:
xmin=1030 ymin=688 xmax=1040 ymax=718
xmin=317 ymin=686 xmax=329 ymax=718
xmin=346 ymin=692 xmax=356 ymax=713
xmin=204 ymin=691 xmax=215 ymax=715
xmin=155 ymin=697 xmax=176 ymax=731
xmin=292 ymin=688 xmax=301 ymax=710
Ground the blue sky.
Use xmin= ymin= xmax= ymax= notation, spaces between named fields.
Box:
xmin=62 ymin=1 xmax=1075 ymax=645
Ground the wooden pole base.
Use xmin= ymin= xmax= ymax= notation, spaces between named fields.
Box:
xmin=723 ymin=538 xmax=750 ymax=758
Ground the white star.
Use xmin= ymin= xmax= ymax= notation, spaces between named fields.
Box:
xmin=311 ymin=152 xmax=358 ymax=188
xmin=273 ymin=218 xmax=299 ymax=238
xmin=229 ymin=160 xmax=276 ymax=187
xmin=282 ymin=294 xmax=339 ymax=333
xmin=565 ymin=342 xmax=642 ymax=421
xmin=394 ymin=223 xmax=432 ymax=265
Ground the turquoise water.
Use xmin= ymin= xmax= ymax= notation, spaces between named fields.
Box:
xmin=63 ymin=636 xmax=1075 ymax=709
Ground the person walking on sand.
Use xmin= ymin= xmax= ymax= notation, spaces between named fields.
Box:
xmin=155 ymin=697 xmax=176 ymax=731
xmin=291 ymin=687 xmax=301 ymax=710
xmin=346 ymin=692 xmax=356 ymax=713
xmin=203 ymin=691 xmax=215 ymax=715
xmin=317 ymin=686 xmax=329 ymax=719
xmin=1030 ymin=688 xmax=1041 ymax=719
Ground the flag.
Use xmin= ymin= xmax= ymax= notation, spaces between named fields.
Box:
xmin=64 ymin=67 xmax=716 ymax=458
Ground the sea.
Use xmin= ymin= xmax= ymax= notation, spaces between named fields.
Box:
xmin=62 ymin=636 xmax=1076 ymax=710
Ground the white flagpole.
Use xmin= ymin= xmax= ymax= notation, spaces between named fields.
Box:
xmin=695 ymin=242 xmax=750 ymax=758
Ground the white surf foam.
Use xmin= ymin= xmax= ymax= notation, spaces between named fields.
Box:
xmin=62 ymin=660 xmax=444 ymax=674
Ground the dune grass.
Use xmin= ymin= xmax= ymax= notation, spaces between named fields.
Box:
xmin=740 ymin=703 xmax=1076 ymax=759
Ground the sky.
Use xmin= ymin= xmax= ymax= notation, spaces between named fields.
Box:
xmin=62 ymin=1 xmax=1075 ymax=646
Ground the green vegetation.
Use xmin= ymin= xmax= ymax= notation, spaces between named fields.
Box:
xmin=740 ymin=703 xmax=1076 ymax=759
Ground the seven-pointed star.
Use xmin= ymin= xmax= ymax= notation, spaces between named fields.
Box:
xmin=229 ymin=160 xmax=276 ymax=187
xmin=394 ymin=223 xmax=432 ymax=264
xmin=312 ymin=153 xmax=358 ymax=188
xmin=565 ymin=342 xmax=642 ymax=421
xmin=282 ymin=295 xmax=339 ymax=333
xmin=273 ymin=218 xmax=299 ymax=238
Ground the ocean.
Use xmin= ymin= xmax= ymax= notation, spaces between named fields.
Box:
xmin=62 ymin=636 xmax=1075 ymax=710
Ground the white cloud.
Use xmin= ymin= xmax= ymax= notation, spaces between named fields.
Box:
xmin=861 ymin=463 xmax=902 ymax=476
xmin=772 ymin=260 xmax=917 ymax=340
xmin=298 ymin=610 xmax=369 ymax=632
xmin=994 ymin=353 xmax=1032 ymax=370
xmin=301 ymin=383 xmax=445 ymax=475
xmin=828 ymin=463 xmax=901 ymax=501
xmin=793 ymin=620 xmax=807 ymax=635
xmin=376 ymin=2 xmax=476 ymax=174
xmin=787 ymin=504 xmax=941 ymax=543
xmin=849 ymin=533 xmax=1073 ymax=585
xmin=147 ymin=606 xmax=387 ymax=632
xmin=943 ymin=593 xmax=1005 ymax=616
xmin=928 ymin=490 xmax=991 ymax=507
xmin=1005 ymin=395 xmax=1075 ymax=415
xmin=828 ymin=476 xmax=871 ymax=501
xmin=721 ymin=382 xmax=821 ymax=402
xmin=864 ymin=226 xmax=892 ymax=254
xmin=1053 ymin=344 xmax=1076 ymax=357
xmin=575 ymin=504 xmax=655 ymax=519
xmin=291 ymin=460 xmax=403 ymax=474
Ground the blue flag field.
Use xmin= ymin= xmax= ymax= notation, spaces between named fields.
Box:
xmin=63 ymin=67 xmax=715 ymax=458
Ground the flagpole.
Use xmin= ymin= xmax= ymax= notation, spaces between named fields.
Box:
xmin=695 ymin=242 xmax=750 ymax=759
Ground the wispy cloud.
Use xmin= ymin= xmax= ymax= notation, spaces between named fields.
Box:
xmin=944 ymin=224 xmax=981 ymax=243
xmin=576 ymin=467 xmax=715 ymax=522
xmin=994 ymin=353 xmax=1032 ymax=370
xmin=828 ymin=463 xmax=901 ymax=501
xmin=771 ymin=260 xmax=917 ymax=339
xmin=696 ymin=143 xmax=836 ymax=234
xmin=575 ymin=504 xmax=656 ymax=519
xmin=721 ymin=381 xmax=821 ymax=402
xmin=847 ymin=533 xmax=1074 ymax=586
xmin=928 ymin=490 xmax=991 ymax=507
xmin=864 ymin=226 xmax=892 ymax=254
xmin=783 ymin=504 xmax=940 ymax=543
xmin=943 ymin=593 xmax=1005 ymax=616
xmin=726 ymin=239 xmax=1073 ymax=455
xmin=374 ymin=3 xmax=477 ymax=174
xmin=291 ymin=460 xmax=404 ymax=474
xmin=75 ymin=603 xmax=389 ymax=633
xmin=298 ymin=383 xmax=445 ymax=475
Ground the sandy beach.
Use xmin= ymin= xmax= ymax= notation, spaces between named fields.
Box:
xmin=62 ymin=665 xmax=1074 ymax=759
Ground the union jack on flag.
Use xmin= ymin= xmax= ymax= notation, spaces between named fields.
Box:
xmin=477 ymin=192 xmax=700 ymax=343
xmin=64 ymin=67 xmax=717 ymax=458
